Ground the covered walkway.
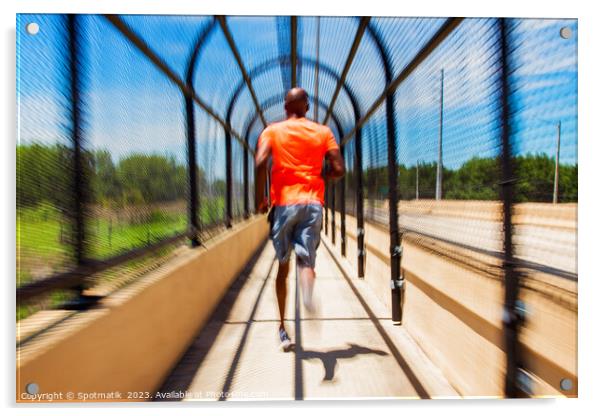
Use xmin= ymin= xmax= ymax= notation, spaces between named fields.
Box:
xmin=16 ymin=13 xmax=577 ymax=400
xmin=157 ymin=236 xmax=456 ymax=400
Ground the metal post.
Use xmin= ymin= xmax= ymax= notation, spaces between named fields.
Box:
xmin=243 ymin=140 xmax=250 ymax=219
xmin=553 ymin=121 xmax=561 ymax=204
xmin=183 ymin=21 xmax=218 ymax=246
xmin=416 ymin=161 xmax=420 ymax=200
xmin=364 ymin=23 xmax=404 ymax=324
xmin=324 ymin=179 xmax=329 ymax=236
xmin=291 ymin=16 xmax=297 ymax=88
xmin=185 ymin=94 xmax=201 ymax=245
xmin=67 ymin=14 xmax=87 ymax=267
xmin=331 ymin=179 xmax=336 ymax=245
xmin=340 ymin=144 xmax=346 ymax=256
xmin=436 ymin=68 xmax=444 ymax=201
xmin=66 ymin=14 xmax=100 ymax=308
xmin=355 ymin=129 xmax=365 ymax=278
xmin=499 ymin=18 xmax=523 ymax=398
xmin=245 ymin=128 xmax=255 ymax=215
xmin=386 ymin=89 xmax=402 ymax=325
xmin=225 ymin=130 xmax=233 ymax=228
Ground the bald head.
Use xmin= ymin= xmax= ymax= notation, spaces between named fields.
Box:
xmin=284 ymin=87 xmax=309 ymax=118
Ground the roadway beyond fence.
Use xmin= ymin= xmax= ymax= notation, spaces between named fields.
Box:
xmin=363 ymin=200 xmax=577 ymax=275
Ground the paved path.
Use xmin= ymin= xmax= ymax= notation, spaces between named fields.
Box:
xmin=157 ymin=239 xmax=457 ymax=401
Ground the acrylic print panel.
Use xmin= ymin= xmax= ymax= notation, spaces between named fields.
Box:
xmin=16 ymin=14 xmax=577 ymax=402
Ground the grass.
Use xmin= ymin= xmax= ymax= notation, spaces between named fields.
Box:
xmin=17 ymin=204 xmax=71 ymax=286
xmin=16 ymin=198 xmax=226 ymax=320
xmin=87 ymin=213 xmax=188 ymax=259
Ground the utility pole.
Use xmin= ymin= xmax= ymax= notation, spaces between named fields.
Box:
xmin=416 ymin=161 xmax=419 ymax=200
xmin=436 ymin=68 xmax=444 ymax=201
xmin=553 ymin=121 xmax=561 ymax=204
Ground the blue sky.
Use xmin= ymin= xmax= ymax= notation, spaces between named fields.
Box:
xmin=17 ymin=15 xmax=578 ymax=179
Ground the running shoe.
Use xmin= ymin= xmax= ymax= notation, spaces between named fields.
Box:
xmin=279 ymin=328 xmax=292 ymax=351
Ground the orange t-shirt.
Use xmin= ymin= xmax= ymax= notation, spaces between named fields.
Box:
xmin=258 ymin=117 xmax=339 ymax=206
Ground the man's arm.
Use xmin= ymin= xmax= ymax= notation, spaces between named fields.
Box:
xmin=254 ymin=135 xmax=271 ymax=213
xmin=324 ymin=148 xmax=345 ymax=181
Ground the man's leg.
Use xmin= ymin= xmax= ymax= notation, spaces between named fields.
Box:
xmin=275 ymin=260 xmax=290 ymax=331
xmin=270 ymin=205 xmax=296 ymax=350
xmin=299 ymin=266 xmax=316 ymax=310
xmin=294 ymin=204 xmax=323 ymax=311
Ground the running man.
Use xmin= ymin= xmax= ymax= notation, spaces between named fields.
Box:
xmin=255 ymin=87 xmax=345 ymax=351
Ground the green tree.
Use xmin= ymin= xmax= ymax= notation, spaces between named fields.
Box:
xmin=116 ymin=154 xmax=187 ymax=204
xmin=90 ymin=150 xmax=121 ymax=205
xmin=16 ymin=143 xmax=72 ymax=209
xmin=445 ymin=157 xmax=499 ymax=200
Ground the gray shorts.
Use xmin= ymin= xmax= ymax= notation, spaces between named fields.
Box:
xmin=269 ymin=203 xmax=323 ymax=268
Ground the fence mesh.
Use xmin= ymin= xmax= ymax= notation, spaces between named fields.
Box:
xmin=392 ymin=18 xmax=505 ymax=256
xmin=17 ymin=14 xmax=74 ymax=290
xmin=16 ymin=15 xmax=578 ymax=282
xmin=195 ymin=106 xmax=226 ymax=235
xmin=506 ymin=19 xmax=578 ymax=276
xmin=81 ymin=15 xmax=189 ymax=259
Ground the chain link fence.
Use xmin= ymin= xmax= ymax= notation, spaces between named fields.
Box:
xmin=17 ymin=14 xmax=577 ymax=397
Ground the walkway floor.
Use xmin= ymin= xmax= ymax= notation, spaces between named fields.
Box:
xmin=157 ymin=237 xmax=458 ymax=401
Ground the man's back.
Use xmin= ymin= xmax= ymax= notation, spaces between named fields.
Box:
xmin=258 ymin=117 xmax=338 ymax=206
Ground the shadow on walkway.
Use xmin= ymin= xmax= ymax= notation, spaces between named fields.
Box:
xmin=155 ymin=239 xmax=272 ymax=400
xmin=298 ymin=343 xmax=388 ymax=381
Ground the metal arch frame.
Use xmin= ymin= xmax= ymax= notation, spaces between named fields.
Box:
xmin=314 ymin=16 xmax=370 ymax=258
xmin=186 ymin=18 xmax=218 ymax=92
xmin=225 ymin=55 xmax=359 ymax=138
xmin=291 ymin=16 xmax=298 ymax=88
xmin=498 ymin=17 xmax=522 ymax=398
xmin=222 ymin=56 xmax=290 ymax=221
xmin=216 ymin=16 xmax=268 ymax=129
xmin=184 ymin=18 xmax=218 ymax=244
xmin=240 ymin=92 xmax=345 ymax=241
xmin=315 ymin=15 xmax=370 ymax=259
xmin=103 ymin=16 xmax=250 ymax=152
xmin=365 ymin=22 xmax=403 ymax=324
xmin=224 ymin=55 xmax=363 ymax=237
xmin=242 ymin=93 xmax=345 ymax=153
xmin=322 ymin=17 xmax=370 ymax=126
xmin=215 ymin=16 xmax=272 ymax=225
xmin=19 ymin=15 xmax=469 ymax=309
xmin=232 ymin=55 xmax=365 ymax=270
xmin=322 ymin=17 xmax=463 ymax=321
xmin=341 ymin=18 xmax=463 ymax=146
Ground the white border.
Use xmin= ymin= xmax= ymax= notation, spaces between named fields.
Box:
xmin=2 ymin=1 xmax=601 ymax=415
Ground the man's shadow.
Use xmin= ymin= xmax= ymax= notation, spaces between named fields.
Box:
xmin=291 ymin=342 xmax=388 ymax=381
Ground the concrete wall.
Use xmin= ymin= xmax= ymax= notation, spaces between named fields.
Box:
xmin=327 ymin=205 xmax=577 ymax=398
xmin=17 ymin=216 xmax=269 ymax=403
